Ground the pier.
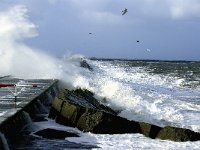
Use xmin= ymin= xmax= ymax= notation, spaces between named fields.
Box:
xmin=0 ymin=76 xmax=59 ymax=149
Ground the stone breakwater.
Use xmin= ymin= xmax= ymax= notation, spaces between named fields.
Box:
xmin=49 ymin=88 xmax=200 ymax=142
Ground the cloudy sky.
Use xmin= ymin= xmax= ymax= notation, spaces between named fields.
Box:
xmin=0 ymin=0 xmax=200 ymax=60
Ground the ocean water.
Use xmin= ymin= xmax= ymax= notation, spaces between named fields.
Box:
xmin=1 ymin=58 xmax=200 ymax=149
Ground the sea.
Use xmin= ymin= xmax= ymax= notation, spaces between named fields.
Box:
xmin=3 ymin=58 xmax=200 ymax=150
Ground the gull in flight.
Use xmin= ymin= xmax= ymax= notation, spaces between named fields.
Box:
xmin=122 ymin=8 xmax=128 ymax=15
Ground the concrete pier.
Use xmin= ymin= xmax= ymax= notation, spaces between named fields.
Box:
xmin=0 ymin=76 xmax=59 ymax=149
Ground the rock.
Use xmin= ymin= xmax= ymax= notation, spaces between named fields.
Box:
xmin=80 ymin=60 xmax=93 ymax=71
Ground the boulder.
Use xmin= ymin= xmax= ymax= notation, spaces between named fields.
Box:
xmin=80 ymin=60 xmax=93 ymax=71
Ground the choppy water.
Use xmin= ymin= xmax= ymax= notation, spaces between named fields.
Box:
xmin=2 ymin=59 xmax=200 ymax=150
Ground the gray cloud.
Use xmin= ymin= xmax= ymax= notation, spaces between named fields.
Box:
xmin=0 ymin=5 xmax=37 ymax=41
xmin=1 ymin=0 xmax=200 ymax=60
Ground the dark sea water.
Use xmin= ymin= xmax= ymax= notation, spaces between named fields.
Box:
xmin=3 ymin=59 xmax=200 ymax=149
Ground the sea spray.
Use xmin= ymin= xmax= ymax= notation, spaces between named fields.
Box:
xmin=73 ymin=59 xmax=200 ymax=132
xmin=0 ymin=5 xmax=85 ymax=89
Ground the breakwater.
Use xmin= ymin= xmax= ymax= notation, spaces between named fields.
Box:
xmin=49 ymin=88 xmax=200 ymax=142
xmin=0 ymin=77 xmax=59 ymax=149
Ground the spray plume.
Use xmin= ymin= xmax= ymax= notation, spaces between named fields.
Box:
xmin=0 ymin=5 xmax=83 ymax=89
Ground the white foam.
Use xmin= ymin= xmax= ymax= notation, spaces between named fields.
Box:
xmin=67 ymin=133 xmax=200 ymax=150
xmin=175 ymin=78 xmax=185 ymax=87
xmin=0 ymin=111 xmax=7 ymax=117
xmin=18 ymin=117 xmax=200 ymax=150
xmin=21 ymin=117 xmax=200 ymax=150
xmin=31 ymin=119 xmax=81 ymax=134
xmin=75 ymin=60 xmax=200 ymax=132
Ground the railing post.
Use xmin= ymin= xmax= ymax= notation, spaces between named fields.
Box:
xmin=14 ymin=96 xmax=17 ymax=108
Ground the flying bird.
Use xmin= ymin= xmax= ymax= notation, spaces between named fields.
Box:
xmin=89 ymin=33 xmax=92 ymax=35
xmin=136 ymin=40 xmax=140 ymax=43
xmin=122 ymin=8 xmax=128 ymax=15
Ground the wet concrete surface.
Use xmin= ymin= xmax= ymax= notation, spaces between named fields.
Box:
xmin=0 ymin=76 xmax=57 ymax=124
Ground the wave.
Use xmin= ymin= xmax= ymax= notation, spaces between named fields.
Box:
xmin=74 ymin=59 xmax=200 ymax=132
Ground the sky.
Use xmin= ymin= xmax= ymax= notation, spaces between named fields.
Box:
xmin=0 ymin=0 xmax=200 ymax=61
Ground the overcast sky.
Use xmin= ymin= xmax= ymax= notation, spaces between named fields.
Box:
xmin=0 ymin=0 xmax=200 ymax=60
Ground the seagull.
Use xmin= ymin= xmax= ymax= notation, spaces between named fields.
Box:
xmin=122 ymin=8 xmax=128 ymax=15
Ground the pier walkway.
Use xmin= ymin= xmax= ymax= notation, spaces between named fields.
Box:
xmin=0 ymin=76 xmax=58 ymax=125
